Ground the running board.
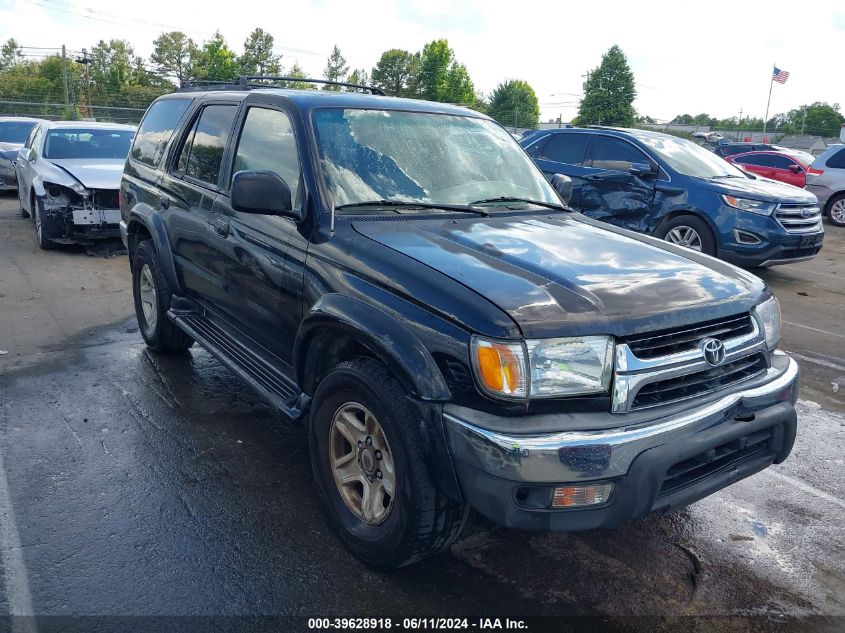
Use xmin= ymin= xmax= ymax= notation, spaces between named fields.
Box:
xmin=169 ymin=312 xmax=309 ymax=421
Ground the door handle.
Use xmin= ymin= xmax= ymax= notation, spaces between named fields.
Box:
xmin=210 ymin=217 xmax=230 ymax=237
xmin=158 ymin=195 xmax=170 ymax=210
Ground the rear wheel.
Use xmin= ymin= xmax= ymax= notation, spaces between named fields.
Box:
xmin=827 ymin=194 xmax=845 ymax=227
xmin=309 ymin=357 xmax=467 ymax=568
xmin=132 ymin=240 xmax=194 ymax=353
xmin=658 ymin=215 xmax=716 ymax=256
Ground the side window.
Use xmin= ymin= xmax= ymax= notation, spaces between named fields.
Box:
xmin=589 ymin=136 xmax=650 ymax=171
xmin=734 ymin=154 xmax=771 ymax=166
xmin=540 ymin=134 xmax=589 ymax=166
xmin=826 ymin=148 xmax=845 ymax=169
xmin=131 ymin=98 xmax=192 ymax=167
xmin=231 ymin=107 xmax=301 ymax=206
xmin=768 ymin=154 xmax=795 ymax=169
xmin=523 ymin=135 xmax=547 ymax=158
xmin=177 ymin=105 xmax=238 ymax=187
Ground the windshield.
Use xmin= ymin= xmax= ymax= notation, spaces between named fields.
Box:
xmin=312 ymin=108 xmax=559 ymax=210
xmin=0 ymin=121 xmax=38 ymax=144
xmin=639 ymin=134 xmax=747 ymax=179
xmin=43 ymin=128 xmax=134 ymax=160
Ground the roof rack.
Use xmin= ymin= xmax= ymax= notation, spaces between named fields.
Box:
xmin=178 ymin=75 xmax=386 ymax=96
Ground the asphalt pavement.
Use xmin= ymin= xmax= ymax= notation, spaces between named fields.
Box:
xmin=0 ymin=193 xmax=842 ymax=631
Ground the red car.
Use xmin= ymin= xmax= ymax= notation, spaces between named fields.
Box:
xmin=726 ymin=150 xmax=814 ymax=188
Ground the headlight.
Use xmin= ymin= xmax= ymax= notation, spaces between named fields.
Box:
xmin=721 ymin=194 xmax=776 ymax=216
xmin=526 ymin=336 xmax=614 ymax=397
xmin=471 ymin=335 xmax=614 ymax=399
xmin=753 ymin=296 xmax=781 ymax=350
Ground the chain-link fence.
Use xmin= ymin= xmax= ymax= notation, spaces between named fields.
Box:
xmin=0 ymin=100 xmax=149 ymax=125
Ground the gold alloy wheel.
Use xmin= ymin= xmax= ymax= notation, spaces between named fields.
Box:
xmin=329 ymin=402 xmax=396 ymax=525
xmin=139 ymin=264 xmax=158 ymax=330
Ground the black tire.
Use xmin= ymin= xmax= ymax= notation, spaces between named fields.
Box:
xmin=826 ymin=193 xmax=845 ymax=227
xmin=33 ymin=199 xmax=56 ymax=250
xmin=657 ymin=214 xmax=716 ymax=256
xmin=132 ymin=240 xmax=194 ymax=353
xmin=309 ymin=356 xmax=467 ymax=568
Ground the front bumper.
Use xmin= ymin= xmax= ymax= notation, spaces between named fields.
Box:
xmin=443 ymin=353 xmax=799 ymax=531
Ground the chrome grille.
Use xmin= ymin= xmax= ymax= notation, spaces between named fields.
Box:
xmin=631 ymin=353 xmax=767 ymax=410
xmin=625 ymin=314 xmax=754 ymax=359
xmin=775 ymin=203 xmax=822 ymax=234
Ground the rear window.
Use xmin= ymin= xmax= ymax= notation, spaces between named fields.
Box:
xmin=827 ymin=147 xmax=845 ymax=169
xmin=131 ymin=98 xmax=192 ymax=167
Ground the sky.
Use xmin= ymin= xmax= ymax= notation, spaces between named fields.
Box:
xmin=1 ymin=0 xmax=843 ymax=124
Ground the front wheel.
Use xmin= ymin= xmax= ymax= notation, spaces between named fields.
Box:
xmin=309 ymin=357 xmax=467 ymax=568
xmin=33 ymin=200 xmax=55 ymax=250
xmin=827 ymin=194 xmax=845 ymax=227
xmin=658 ymin=215 xmax=716 ymax=256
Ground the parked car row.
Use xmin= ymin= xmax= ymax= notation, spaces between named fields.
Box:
xmin=520 ymin=127 xmax=824 ymax=267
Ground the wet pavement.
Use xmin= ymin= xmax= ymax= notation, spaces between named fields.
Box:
xmin=0 ymin=194 xmax=843 ymax=629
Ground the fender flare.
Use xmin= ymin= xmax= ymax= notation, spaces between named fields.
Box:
xmin=294 ymin=294 xmax=451 ymax=401
xmin=127 ymin=203 xmax=183 ymax=295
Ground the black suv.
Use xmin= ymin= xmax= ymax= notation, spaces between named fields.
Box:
xmin=120 ymin=79 xmax=800 ymax=568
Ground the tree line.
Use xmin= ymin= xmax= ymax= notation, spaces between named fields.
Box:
xmin=668 ymin=102 xmax=844 ymax=138
xmin=0 ymin=30 xmax=542 ymax=129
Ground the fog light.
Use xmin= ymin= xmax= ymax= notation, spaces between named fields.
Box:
xmin=551 ymin=483 xmax=614 ymax=508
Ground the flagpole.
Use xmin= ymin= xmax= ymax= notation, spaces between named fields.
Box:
xmin=763 ymin=63 xmax=774 ymax=136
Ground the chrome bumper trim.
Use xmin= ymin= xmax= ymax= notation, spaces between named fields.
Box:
xmin=444 ymin=354 xmax=798 ymax=483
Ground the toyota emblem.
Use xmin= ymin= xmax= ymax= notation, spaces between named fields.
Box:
xmin=701 ymin=337 xmax=726 ymax=366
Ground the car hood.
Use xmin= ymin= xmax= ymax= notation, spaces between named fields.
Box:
xmin=701 ymin=173 xmax=816 ymax=203
xmin=47 ymin=159 xmax=125 ymax=190
xmin=0 ymin=142 xmax=21 ymax=162
xmin=353 ymin=213 xmax=767 ymax=339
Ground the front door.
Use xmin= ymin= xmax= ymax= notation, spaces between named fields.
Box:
xmin=211 ymin=104 xmax=309 ymax=364
xmin=578 ymin=134 xmax=657 ymax=231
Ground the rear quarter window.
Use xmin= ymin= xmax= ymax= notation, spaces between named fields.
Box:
xmin=130 ymin=98 xmax=192 ymax=167
xmin=826 ymin=148 xmax=845 ymax=169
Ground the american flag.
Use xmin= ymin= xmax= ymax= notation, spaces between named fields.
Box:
xmin=773 ymin=67 xmax=790 ymax=84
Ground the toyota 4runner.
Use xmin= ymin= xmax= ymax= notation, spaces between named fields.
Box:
xmin=120 ymin=78 xmax=799 ymax=568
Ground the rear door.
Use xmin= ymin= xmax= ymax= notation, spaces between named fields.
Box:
xmin=578 ymin=134 xmax=657 ymax=230
xmin=531 ymin=132 xmax=591 ymax=208
xmin=211 ymin=103 xmax=309 ymax=363
xmin=162 ymin=102 xmax=240 ymax=307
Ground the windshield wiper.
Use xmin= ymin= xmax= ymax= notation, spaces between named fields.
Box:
xmin=711 ymin=174 xmax=743 ymax=179
xmin=335 ymin=200 xmax=488 ymax=215
xmin=469 ymin=196 xmax=567 ymax=211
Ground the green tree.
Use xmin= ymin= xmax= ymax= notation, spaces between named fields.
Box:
xmin=284 ymin=61 xmax=314 ymax=89
xmin=150 ymin=31 xmax=196 ymax=85
xmin=192 ymin=31 xmax=238 ymax=81
xmin=444 ymin=62 xmax=475 ymax=106
xmin=371 ymin=49 xmax=413 ymax=96
xmin=89 ymin=39 xmax=145 ymax=93
xmin=405 ymin=52 xmax=422 ymax=98
xmin=487 ymin=79 xmax=540 ymax=129
xmin=240 ymin=28 xmax=282 ymax=76
xmin=323 ymin=45 xmax=348 ymax=90
xmin=346 ymin=68 xmax=369 ymax=88
xmin=419 ymin=39 xmax=453 ymax=101
xmin=574 ymin=45 xmax=636 ymax=126
xmin=0 ymin=38 xmax=21 ymax=71
xmin=782 ymin=102 xmax=844 ymax=137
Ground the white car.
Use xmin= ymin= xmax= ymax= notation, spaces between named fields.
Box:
xmin=15 ymin=121 xmax=136 ymax=249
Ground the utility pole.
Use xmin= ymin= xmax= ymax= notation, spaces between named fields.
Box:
xmin=801 ymin=110 xmax=807 ymax=135
xmin=75 ymin=49 xmax=93 ymax=118
xmin=61 ymin=45 xmax=69 ymax=107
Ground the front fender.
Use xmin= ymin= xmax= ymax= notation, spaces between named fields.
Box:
xmin=127 ymin=203 xmax=183 ymax=295
xmin=294 ymin=294 xmax=451 ymax=401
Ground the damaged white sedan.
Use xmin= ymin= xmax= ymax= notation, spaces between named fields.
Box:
xmin=15 ymin=121 xmax=135 ymax=249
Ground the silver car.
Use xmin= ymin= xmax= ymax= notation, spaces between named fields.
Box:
xmin=806 ymin=144 xmax=845 ymax=227
xmin=15 ymin=121 xmax=136 ymax=249
xmin=0 ymin=117 xmax=48 ymax=192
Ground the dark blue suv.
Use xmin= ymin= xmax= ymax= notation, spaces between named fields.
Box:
xmin=521 ymin=127 xmax=824 ymax=267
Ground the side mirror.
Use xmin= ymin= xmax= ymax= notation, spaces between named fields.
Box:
xmin=231 ymin=170 xmax=298 ymax=219
xmin=18 ymin=148 xmax=35 ymax=163
xmin=629 ymin=162 xmax=655 ymax=177
xmin=550 ymin=173 xmax=573 ymax=206
xmin=788 ymin=164 xmax=801 ymax=173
